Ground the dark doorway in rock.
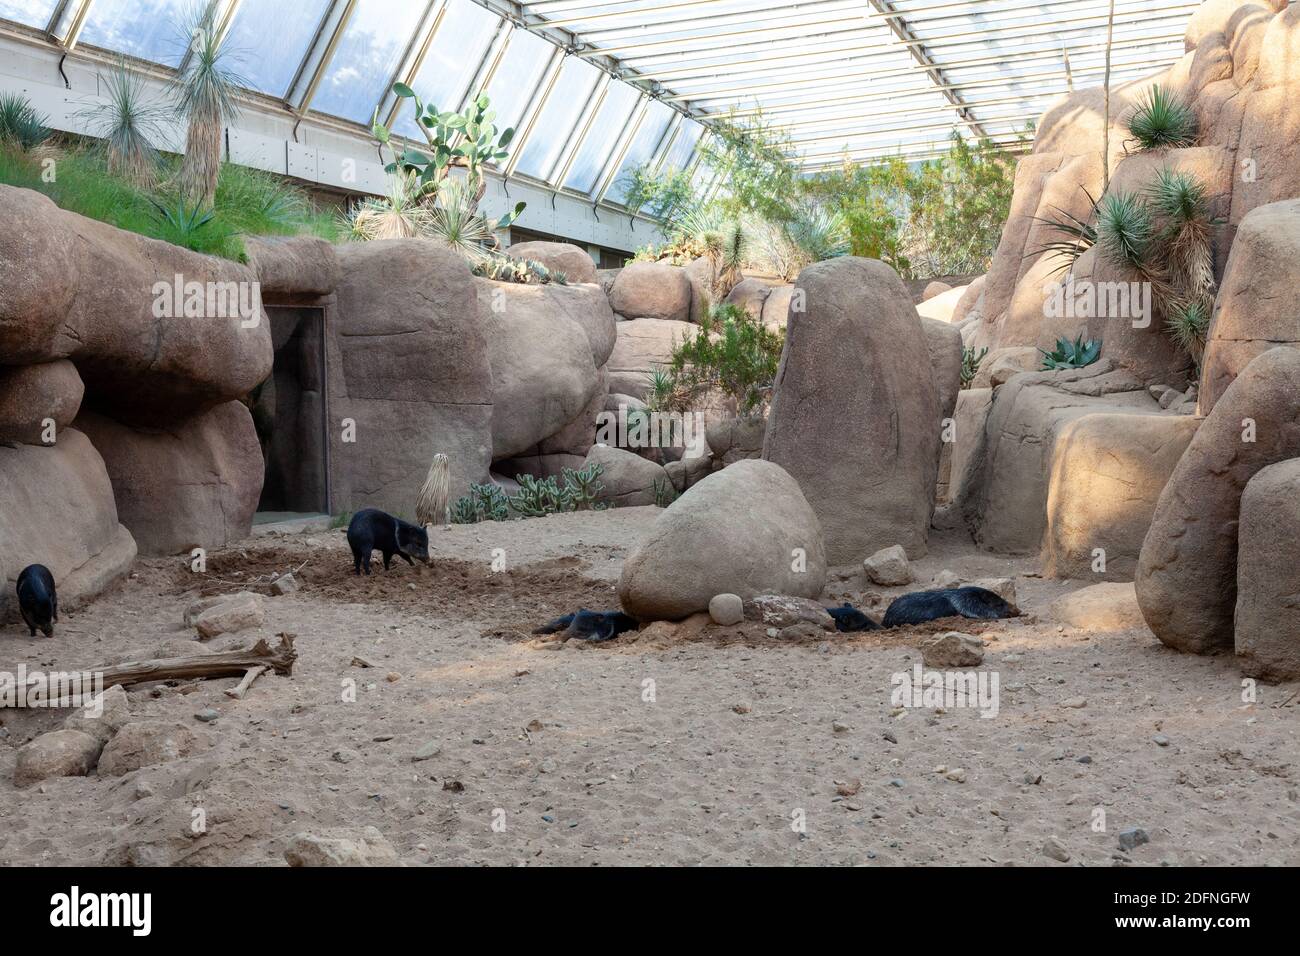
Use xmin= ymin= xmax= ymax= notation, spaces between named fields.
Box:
xmin=254 ymin=306 xmax=329 ymax=523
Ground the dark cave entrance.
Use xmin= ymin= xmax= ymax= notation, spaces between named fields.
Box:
xmin=253 ymin=305 xmax=330 ymax=522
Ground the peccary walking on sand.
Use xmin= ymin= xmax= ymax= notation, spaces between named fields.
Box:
xmin=347 ymin=509 xmax=430 ymax=575
xmin=16 ymin=564 xmax=57 ymax=637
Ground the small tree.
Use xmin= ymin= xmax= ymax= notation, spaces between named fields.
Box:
xmin=173 ymin=6 xmax=244 ymax=209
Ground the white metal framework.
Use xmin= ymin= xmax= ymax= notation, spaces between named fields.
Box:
xmin=0 ymin=0 xmax=1196 ymax=206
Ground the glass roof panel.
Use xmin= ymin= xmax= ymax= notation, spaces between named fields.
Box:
xmin=222 ymin=0 xmax=333 ymax=98
xmin=513 ymin=56 xmax=602 ymax=182
xmin=662 ymin=117 xmax=704 ymax=173
xmin=562 ymin=82 xmax=640 ymax=194
xmin=606 ymin=99 xmax=675 ymax=203
xmin=0 ymin=0 xmax=58 ymax=29
xmin=78 ymin=0 xmax=194 ymax=67
xmin=481 ymin=26 xmax=555 ymax=136
xmin=394 ymin=0 xmax=500 ymax=138
xmin=311 ymin=0 xmax=427 ymax=124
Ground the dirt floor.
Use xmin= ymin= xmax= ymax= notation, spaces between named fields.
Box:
xmin=0 ymin=506 xmax=1297 ymax=866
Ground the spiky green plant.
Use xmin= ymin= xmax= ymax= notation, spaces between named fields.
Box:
xmin=342 ymin=171 xmax=432 ymax=240
xmin=172 ymin=6 xmax=246 ymax=208
xmin=1164 ymin=299 xmax=1211 ymax=360
xmin=1029 ymin=187 xmax=1098 ymax=274
xmin=149 ymin=195 xmax=216 ymax=240
xmin=77 ymin=57 xmax=168 ymax=188
xmin=653 ymin=477 xmax=678 ymax=508
xmin=1096 ymin=191 xmax=1154 ymax=269
xmin=450 ymin=483 xmax=510 ymax=524
xmin=1128 ymin=84 xmax=1197 ymax=151
xmin=425 ymin=176 xmax=498 ymax=265
xmin=785 ymin=204 xmax=849 ymax=263
xmin=1039 ymin=335 xmax=1102 ymax=371
xmin=961 ymin=346 xmax=988 ymax=389
xmin=0 ymin=94 xmax=51 ymax=152
xmin=562 ymin=463 xmax=606 ymax=511
xmin=1148 ymin=167 xmax=1215 ymax=301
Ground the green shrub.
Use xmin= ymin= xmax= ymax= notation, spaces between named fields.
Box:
xmin=661 ymin=302 xmax=785 ymax=416
xmin=1039 ymin=335 xmax=1102 ymax=371
xmin=961 ymin=346 xmax=988 ymax=388
xmin=1128 ymin=84 xmax=1197 ymax=151
xmin=0 ymin=93 xmax=51 ymax=151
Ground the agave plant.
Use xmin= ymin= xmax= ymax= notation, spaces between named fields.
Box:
xmin=0 ymin=93 xmax=51 ymax=152
xmin=1128 ymin=84 xmax=1197 ymax=151
xmin=172 ymin=6 xmax=246 ymax=208
xmin=149 ymin=195 xmax=216 ymax=245
xmin=77 ymin=57 xmax=168 ymax=187
xmin=1039 ymin=335 xmax=1102 ymax=371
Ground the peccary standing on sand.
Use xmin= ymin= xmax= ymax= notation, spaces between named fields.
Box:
xmin=16 ymin=564 xmax=57 ymax=637
xmin=826 ymin=602 xmax=881 ymax=632
xmin=882 ymin=586 xmax=1019 ymax=628
xmin=533 ymin=609 xmax=639 ymax=642
xmin=347 ymin=509 xmax=430 ymax=575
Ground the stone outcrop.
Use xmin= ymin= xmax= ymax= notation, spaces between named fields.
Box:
xmin=764 ymin=257 xmax=940 ymax=562
xmin=244 ymin=235 xmax=341 ymax=298
xmin=1235 ymin=458 xmax=1300 ymax=680
xmin=584 ymin=444 xmax=669 ymax=508
xmin=608 ymin=262 xmax=692 ymax=322
xmin=618 ymin=460 xmax=826 ymax=620
xmin=605 ymin=318 xmax=695 ymax=398
xmin=505 ymin=240 xmax=598 ymax=285
xmin=1137 ymin=347 xmax=1300 ymax=653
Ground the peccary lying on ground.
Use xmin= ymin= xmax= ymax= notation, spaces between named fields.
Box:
xmin=533 ymin=610 xmax=640 ymax=642
xmin=882 ymin=586 xmax=1019 ymax=628
xmin=16 ymin=564 xmax=57 ymax=637
xmin=826 ymin=603 xmax=881 ymax=632
xmin=347 ymin=508 xmax=430 ymax=575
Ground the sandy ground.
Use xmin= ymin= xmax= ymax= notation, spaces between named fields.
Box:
xmin=0 ymin=506 xmax=1297 ymax=867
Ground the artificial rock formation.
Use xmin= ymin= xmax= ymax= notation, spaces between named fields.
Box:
xmin=618 ymin=459 xmax=827 ymax=621
xmin=608 ymin=262 xmax=692 ymax=322
xmin=0 ymin=360 xmax=84 ymax=445
xmin=764 ymin=257 xmax=941 ymax=562
xmin=1137 ymin=346 xmax=1300 ymax=653
xmin=605 ymin=317 xmax=695 ymax=398
xmin=505 ymin=240 xmax=599 ymax=286
xmin=1235 ymin=458 xmax=1300 ymax=680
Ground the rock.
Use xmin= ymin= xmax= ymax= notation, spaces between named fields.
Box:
xmin=0 ymin=429 xmax=136 ymax=624
xmin=952 ymin=275 xmax=986 ymax=324
xmin=284 ymin=827 xmax=402 ymax=867
xmin=583 ymin=445 xmax=669 ymax=507
xmin=917 ymin=285 xmax=969 ymax=324
xmin=763 ymin=258 xmax=941 ymax=561
xmin=931 ymin=570 xmax=961 ymax=590
xmin=973 ymin=347 xmax=1039 ymax=389
xmin=1118 ymin=827 xmax=1150 ymax=852
xmin=13 ymin=729 xmax=103 ymax=787
xmin=863 ymin=545 xmax=912 ymax=586
xmin=1050 ymin=582 xmax=1148 ymax=631
xmin=1201 ymin=199 xmax=1300 ymax=411
xmin=608 ymin=262 xmax=692 ymax=323
xmin=271 ymin=572 xmax=299 ymax=596
xmin=921 ymin=632 xmax=984 ymax=668
xmin=761 ymin=285 xmax=795 ymax=331
xmin=243 ymin=235 xmax=340 ymax=298
xmin=328 ymin=239 xmax=493 ymax=517
xmin=62 ymin=685 xmax=131 ymax=744
xmin=75 ymin=403 xmax=263 ymax=556
xmin=505 ymin=240 xmax=598 ymax=285
xmin=1137 ymin=348 xmax=1300 ymax=653
xmin=1060 ymin=696 xmax=1087 ymax=709
xmin=705 ymin=416 xmax=766 ymax=466
xmin=941 ymin=387 xmax=994 ymax=505
xmin=475 ymin=278 xmax=612 ymax=459
xmin=1154 ymin=734 xmax=1171 ymax=747
xmin=97 ymin=720 xmax=208 ymax=775
xmin=184 ymin=592 xmax=253 ymax=627
xmin=1042 ymin=837 xmax=1071 ymax=862
xmin=0 ymin=360 xmax=84 ymax=445
xmin=778 ymin=621 xmax=826 ymax=640
xmin=724 ymin=277 xmax=774 ymax=319
xmin=922 ymin=280 xmax=952 ymax=301
xmin=154 ymin=639 xmax=213 ymax=658
xmin=972 ymin=577 xmax=1017 ymax=606
xmin=193 ymin=592 xmax=265 ymax=640
xmin=708 ymin=593 xmax=744 ymax=626
xmin=619 ymin=459 xmax=827 ymax=621
xmin=1043 ymin=414 xmax=1201 ymax=580
xmin=1236 ymin=458 xmax=1300 ymax=679
xmin=682 ymin=257 xmax=714 ymax=323
xmin=922 ymin=317 xmax=963 ymax=426
xmin=945 ymin=768 xmax=967 ymax=783
xmin=194 ymin=708 xmax=220 ymax=723
xmin=604 ymin=317 xmax=696 ymax=398
xmin=743 ymin=594 xmax=835 ymax=630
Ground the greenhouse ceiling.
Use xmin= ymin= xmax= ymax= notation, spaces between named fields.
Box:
xmin=0 ymin=0 xmax=1196 ymax=202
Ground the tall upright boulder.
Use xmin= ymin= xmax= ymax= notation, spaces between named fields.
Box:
xmin=1136 ymin=347 xmax=1300 ymax=653
xmin=1235 ymin=458 xmax=1300 ymax=680
xmin=763 ymin=258 xmax=940 ymax=561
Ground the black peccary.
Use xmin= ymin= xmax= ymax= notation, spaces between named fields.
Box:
xmin=16 ymin=564 xmax=57 ymax=637
xmin=882 ymin=586 xmax=1019 ymax=628
xmin=347 ymin=508 xmax=430 ymax=575
xmin=826 ymin=602 xmax=881 ymax=632
xmin=532 ymin=609 xmax=639 ymax=642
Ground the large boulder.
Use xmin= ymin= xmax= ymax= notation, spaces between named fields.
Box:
xmin=763 ymin=258 xmax=941 ymax=561
xmin=0 ymin=360 xmax=84 ymax=445
xmin=922 ymin=317 xmax=963 ymax=425
xmin=618 ymin=459 xmax=827 ymax=621
xmin=0 ymin=185 xmax=272 ymax=426
xmin=1235 ymin=458 xmax=1300 ymax=679
xmin=1043 ymin=413 xmax=1201 ymax=580
xmin=327 ymin=240 xmax=494 ymax=517
xmin=505 ymin=241 xmax=598 ymax=285
xmin=608 ymin=262 xmax=692 ymax=322
xmin=1137 ymin=347 xmax=1300 ymax=653
xmin=1200 ymin=199 xmax=1300 ymax=412
xmin=584 ymin=444 xmax=669 ymax=507
xmin=938 ymin=387 xmax=993 ymax=505
xmin=76 ymin=402 xmax=263 ymax=556
xmin=243 ymin=235 xmax=340 ymax=299
xmin=761 ymin=285 xmax=795 ymax=331
xmin=476 ymin=278 xmax=612 ymax=460
xmin=705 ymin=416 xmax=766 ymax=467
xmin=605 ymin=318 xmax=695 ymax=398
xmin=0 ymin=429 xmax=136 ymax=623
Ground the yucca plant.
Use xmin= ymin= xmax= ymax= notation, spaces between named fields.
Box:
xmin=1039 ymin=335 xmax=1102 ymax=371
xmin=1148 ymin=167 xmax=1215 ymax=301
xmin=172 ymin=6 xmax=245 ymax=208
xmin=785 ymin=204 xmax=850 ymax=264
xmin=1028 ymin=188 xmax=1098 ymax=274
xmin=1128 ymin=84 xmax=1197 ymax=151
xmin=425 ymin=175 xmax=499 ymax=265
xmin=78 ymin=58 xmax=168 ymax=188
xmin=1096 ymin=190 xmax=1154 ymax=269
xmin=0 ymin=93 xmax=51 ymax=152
xmin=1164 ymin=299 xmax=1211 ymax=360
xmin=342 ymin=171 xmax=432 ymax=240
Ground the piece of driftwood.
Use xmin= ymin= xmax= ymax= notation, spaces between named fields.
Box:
xmin=224 ymin=665 xmax=268 ymax=700
xmin=85 ymin=633 xmax=296 ymax=692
